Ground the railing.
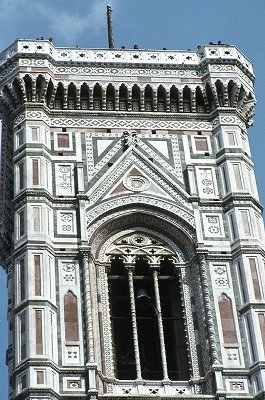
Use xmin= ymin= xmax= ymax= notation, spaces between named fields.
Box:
xmin=0 ymin=39 xmax=253 ymax=74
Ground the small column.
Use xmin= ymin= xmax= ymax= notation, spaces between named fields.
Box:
xmin=198 ymin=255 xmax=220 ymax=365
xmin=127 ymin=266 xmax=142 ymax=379
xmin=151 ymin=266 xmax=169 ymax=380
xmin=76 ymin=87 xmax=81 ymax=109
xmin=76 ymin=161 xmax=84 ymax=193
xmin=79 ymin=246 xmax=97 ymax=394
xmin=115 ymin=88 xmax=119 ymax=111
xmin=191 ymin=90 xmax=196 ymax=113
xmin=127 ymin=88 xmax=132 ymax=111
xmin=102 ymin=88 xmax=106 ymax=110
xmin=63 ymin=87 xmax=67 ymax=109
xmin=186 ymin=164 xmax=198 ymax=196
xmin=89 ymin=87 xmax=93 ymax=110
xmin=153 ymin=91 xmax=157 ymax=112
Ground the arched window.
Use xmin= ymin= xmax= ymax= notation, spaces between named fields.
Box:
xmin=132 ymin=84 xmax=140 ymax=111
xmin=12 ymin=78 xmax=24 ymax=106
xmin=64 ymin=291 xmax=79 ymax=341
xmin=195 ymin=87 xmax=206 ymax=113
xmin=80 ymin=83 xmax=89 ymax=110
xmin=183 ymin=86 xmax=191 ymax=112
xmin=23 ymin=75 xmax=33 ymax=102
xmin=218 ymin=293 xmax=237 ymax=344
xmin=106 ymin=84 xmax=115 ymax=111
xmin=107 ymin=234 xmax=189 ymax=381
xmin=237 ymin=85 xmax=246 ymax=109
xmin=215 ymin=80 xmax=225 ymax=107
xmin=205 ymin=83 xmax=215 ymax=111
xmin=45 ymin=79 xmax=54 ymax=107
xmin=93 ymin=83 xmax=102 ymax=110
xmin=119 ymin=84 xmax=128 ymax=111
xmin=68 ymin=83 xmax=76 ymax=109
xmin=36 ymin=75 xmax=46 ymax=102
xmin=144 ymin=85 xmax=153 ymax=111
xmin=170 ymin=86 xmax=179 ymax=112
xmin=228 ymin=80 xmax=238 ymax=107
xmin=157 ymin=85 xmax=166 ymax=112
xmin=54 ymin=82 xmax=64 ymax=109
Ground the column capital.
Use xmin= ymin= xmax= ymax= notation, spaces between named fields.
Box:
xmin=79 ymin=245 xmax=91 ymax=258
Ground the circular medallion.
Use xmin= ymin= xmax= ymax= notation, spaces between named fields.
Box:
xmin=123 ymin=175 xmax=150 ymax=192
xmin=131 ymin=234 xmax=149 ymax=246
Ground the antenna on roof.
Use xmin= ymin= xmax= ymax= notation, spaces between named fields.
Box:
xmin=107 ymin=5 xmax=115 ymax=49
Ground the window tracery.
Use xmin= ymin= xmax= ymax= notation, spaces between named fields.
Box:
xmin=99 ymin=232 xmax=195 ymax=384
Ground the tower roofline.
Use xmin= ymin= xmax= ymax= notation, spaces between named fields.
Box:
xmin=0 ymin=39 xmax=254 ymax=79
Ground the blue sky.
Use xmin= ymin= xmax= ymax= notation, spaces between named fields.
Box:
xmin=0 ymin=0 xmax=265 ymax=397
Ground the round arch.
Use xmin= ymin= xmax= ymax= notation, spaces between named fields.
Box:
xmin=87 ymin=205 xmax=197 ymax=261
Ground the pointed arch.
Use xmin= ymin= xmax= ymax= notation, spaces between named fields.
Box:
xmin=170 ymin=85 xmax=179 ymax=112
xmin=106 ymin=231 xmax=190 ymax=380
xmin=205 ymin=82 xmax=216 ymax=111
xmin=132 ymin=84 xmax=140 ymax=111
xmin=106 ymin=83 xmax=115 ymax=111
xmin=157 ymin=85 xmax=166 ymax=112
xmin=218 ymin=293 xmax=237 ymax=344
xmin=45 ymin=79 xmax=54 ymax=107
xmin=119 ymin=83 xmax=128 ymax=111
xmin=215 ymin=80 xmax=225 ymax=107
xmin=93 ymin=83 xmax=102 ymax=110
xmin=80 ymin=82 xmax=89 ymax=110
xmin=228 ymin=80 xmax=238 ymax=107
xmin=237 ymin=85 xmax=246 ymax=109
xmin=67 ymin=82 xmax=77 ymax=109
xmin=54 ymin=82 xmax=64 ymax=109
xmin=195 ymin=86 xmax=206 ymax=113
xmin=36 ymin=74 xmax=46 ymax=102
xmin=12 ymin=78 xmax=25 ymax=105
xmin=183 ymin=85 xmax=191 ymax=112
xmin=64 ymin=291 xmax=79 ymax=341
xmin=144 ymin=84 xmax=153 ymax=111
xmin=23 ymin=74 xmax=33 ymax=102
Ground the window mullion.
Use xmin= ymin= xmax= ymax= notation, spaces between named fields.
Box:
xmin=127 ymin=267 xmax=142 ymax=379
xmin=152 ymin=268 xmax=169 ymax=380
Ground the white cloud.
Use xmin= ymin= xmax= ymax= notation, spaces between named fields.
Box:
xmin=0 ymin=0 xmax=118 ymax=46
xmin=35 ymin=0 xmax=118 ymax=44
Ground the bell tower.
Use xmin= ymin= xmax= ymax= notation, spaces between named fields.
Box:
xmin=0 ymin=39 xmax=264 ymax=400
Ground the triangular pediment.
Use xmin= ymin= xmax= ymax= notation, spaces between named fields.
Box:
xmin=86 ymin=146 xmax=191 ymax=211
xmin=104 ymin=165 xmax=173 ymax=200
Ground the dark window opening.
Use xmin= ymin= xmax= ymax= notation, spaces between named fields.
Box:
xmin=134 ymin=275 xmax=163 ymax=380
xmin=108 ymin=256 xmax=190 ymax=381
xmin=109 ymin=276 xmax=136 ymax=380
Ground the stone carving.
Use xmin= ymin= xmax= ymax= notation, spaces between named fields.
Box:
xmin=60 ymin=213 xmax=74 ymax=232
xmin=180 ymin=267 xmax=200 ymax=379
xmin=87 ymin=152 xmax=189 ymax=208
xmin=213 ymin=264 xmax=229 ymax=288
xmin=227 ymin=350 xmax=238 ymax=360
xmin=67 ymin=380 xmax=82 ymax=389
xmin=56 ymin=165 xmax=73 ymax=196
xmin=98 ymin=228 xmax=185 ymax=263
xmin=123 ymin=130 xmax=138 ymax=147
xmin=14 ymin=109 xmax=213 ymax=130
xmin=86 ymin=197 xmax=195 ymax=241
xmin=59 ymin=166 xmax=71 ymax=189
xmin=199 ymin=258 xmax=220 ymax=364
xmin=66 ymin=346 xmax=79 ymax=360
xmin=98 ymin=263 xmax=114 ymax=378
xmin=62 ymin=263 xmax=76 ymax=285
xmin=80 ymin=254 xmax=95 ymax=364
xmin=123 ymin=175 xmax=150 ymax=192
xmin=230 ymin=381 xmax=245 ymax=391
